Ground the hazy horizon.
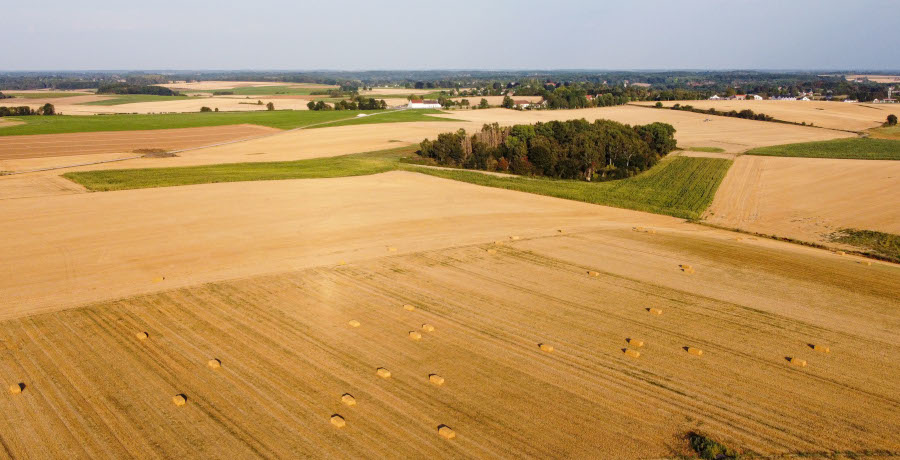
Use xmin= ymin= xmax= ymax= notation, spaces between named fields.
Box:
xmin=2 ymin=0 xmax=898 ymax=71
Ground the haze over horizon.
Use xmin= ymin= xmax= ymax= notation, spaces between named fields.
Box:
xmin=3 ymin=0 xmax=898 ymax=71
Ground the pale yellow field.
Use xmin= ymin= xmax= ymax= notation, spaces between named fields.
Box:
xmin=158 ymin=81 xmax=336 ymax=91
xmin=844 ymin=74 xmax=900 ymax=84
xmin=705 ymin=156 xmax=900 ymax=243
xmin=0 ymin=171 xmax=897 ymax=458
xmin=635 ymin=100 xmax=900 ymax=131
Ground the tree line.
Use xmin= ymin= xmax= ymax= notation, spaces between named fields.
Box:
xmin=418 ymin=119 xmax=676 ymax=181
xmin=97 ymin=83 xmax=179 ymax=96
xmin=307 ymin=97 xmax=387 ymax=111
xmin=0 ymin=103 xmax=55 ymax=117
xmin=0 ymin=91 xmax=11 ymax=99
xmin=661 ymin=103 xmax=775 ymax=122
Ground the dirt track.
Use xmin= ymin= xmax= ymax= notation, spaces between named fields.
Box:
xmin=705 ymin=155 xmax=900 ymax=243
xmin=0 ymin=124 xmax=280 ymax=160
xmin=0 ymin=185 xmax=897 ymax=456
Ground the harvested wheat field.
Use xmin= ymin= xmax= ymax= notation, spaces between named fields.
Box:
xmin=436 ymin=106 xmax=854 ymax=153
xmin=0 ymin=180 xmax=897 ymax=457
xmin=705 ymin=155 xmax=900 ymax=243
xmin=0 ymin=124 xmax=280 ymax=161
xmin=157 ymin=81 xmax=336 ymax=91
xmin=55 ymin=97 xmax=317 ymax=115
xmin=636 ymin=100 xmax=900 ymax=131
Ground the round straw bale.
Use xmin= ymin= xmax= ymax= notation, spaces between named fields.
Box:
xmin=626 ymin=338 xmax=644 ymax=347
xmin=8 ymin=383 xmax=24 ymax=394
xmin=493 ymin=241 xmax=504 ymax=246
xmin=836 ymin=251 xmax=846 ymax=256
xmin=624 ymin=349 xmax=641 ymax=358
xmin=152 ymin=276 xmax=165 ymax=283
xmin=341 ymin=394 xmax=356 ymax=406
xmin=403 ymin=304 xmax=416 ymax=311
xmin=330 ymin=414 xmax=346 ymax=428
xmin=173 ymin=394 xmax=187 ymax=406
xmin=422 ymin=324 xmax=435 ymax=332
xmin=812 ymin=344 xmax=831 ymax=353
xmin=207 ymin=358 xmax=221 ymax=369
xmin=686 ymin=347 xmax=703 ymax=356
xmin=788 ymin=357 xmax=807 ymax=367
xmin=348 ymin=319 xmax=361 ymax=328
xmin=647 ymin=308 xmax=663 ymax=315
xmin=438 ymin=425 xmax=456 ymax=439
xmin=387 ymin=247 xmax=398 ymax=252
xmin=429 ymin=374 xmax=445 ymax=386
xmin=376 ymin=368 xmax=391 ymax=379
xmin=510 ymin=235 xmax=521 ymax=240
xmin=486 ymin=249 xmax=497 ymax=254
xmin=539 ymin=343 xmax=554 ymax=353
xmin=136 ymin=331 xmax=149 ymax=340
xmin=409 ymin=331 xmax=422 ymax=341
xmin=587 ymin=270 xmax=600 ymax=277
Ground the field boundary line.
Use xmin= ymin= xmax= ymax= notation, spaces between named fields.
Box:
xmin=2 ymin=109 xmax=410 ymax=176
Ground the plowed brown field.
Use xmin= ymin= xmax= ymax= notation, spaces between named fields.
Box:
xmin=0 ymin=124 xmax=280 ymax=160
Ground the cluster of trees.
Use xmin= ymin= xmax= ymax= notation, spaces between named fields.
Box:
xmin=0 ymin=103 xmax=55 ymax=117
xmin=212 ymin=91 xmax=234 ymax=95
xmin=199 ymin=106 xmax=219 ymax=112
xmin=886 ymin=114 xmax=898 ymax=127
xmin=97 ymin=83 xmax=179 ymax=96
xmin=0 ymin=91 xmax=11 ymax=99
xmin=308 ymin=97 xmax=387 ymax=111
xmin=418 ymin=119 xmax=676 ymax=181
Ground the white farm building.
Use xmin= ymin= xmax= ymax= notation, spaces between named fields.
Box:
xmin=407 ymin=99 xmax=442 ymax=109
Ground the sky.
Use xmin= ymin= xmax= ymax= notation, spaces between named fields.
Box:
xmin=2 ymin=0 xmax=899 ymax=71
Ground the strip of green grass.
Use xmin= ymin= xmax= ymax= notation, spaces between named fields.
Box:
xmin=402 ymin=156 xmax=732 ymax=219
xmin=63 ymin=147 xmax=415 ymax=191
xmin=686 ymin=146 xmax=726 ymax=153
xmin=830 ymin=229 xmax=900 ymax=263
xmin=0 ymin=109 xmax=449 ymax=136
xmin=79 ymin=94 xmax=197 ymax=106
xmin=746 ymin=137 xmax=900 ymax=160
xmin=869 ymin=125 xmax=900 ymax=140
xmin=5 ymin=92 xmax=88 ymax=99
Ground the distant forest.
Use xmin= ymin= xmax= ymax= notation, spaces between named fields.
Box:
xmin=1 ymin=70 xmax=898 ymax=102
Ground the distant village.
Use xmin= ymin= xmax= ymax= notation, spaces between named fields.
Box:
xmin=707 ymin=85 xmax=898 ymax=104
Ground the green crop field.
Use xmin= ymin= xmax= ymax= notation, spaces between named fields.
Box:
xmin=686 ymin=146 xmax=726 ymax=153
xmin=403 ymin=156 xmax=732 ymax=219
xmin=830 ymin=228 xmax=900 ymax=263
xmin=746 ymin=137 xmax=900 ymax=160
xmin=869 ymin=125 xmax=900 ymax=140
xmin=63 ymin=147 xmax=414 ymax=191
xmin=0 ymin=109 xmax=450 ymax=136
xmin=4 ymin=92 xmax=89 ymax=99
xmin=61 ymin=148 xmax=729 ymax=220
xmin=78 ymin=95 xmax=197 ymax=106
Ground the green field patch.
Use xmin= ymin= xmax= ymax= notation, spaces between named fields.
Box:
xmin=686 ymin=146 xmax=726 ymax=153
xmin=402 ymin=156 xmax=732 ymax=220
xmin=79 ymin=95 xmax=198 ymax=106
xmin=0 ymin=109 xmax=449 ymax=136
xmin=830 ymin=228 xmax=900 ymax=263
xmin=5 ymin=92 xmax=88 ymax=99
xmin=63 ymin=147 xmax=415 ymax=191
xmin=746 ymin=137 xmax=900 ymax=160
xmin=869 ymin=125 xmax=900 ymax=140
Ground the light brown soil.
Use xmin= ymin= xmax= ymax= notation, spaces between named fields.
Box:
xmin=705 ymin=156 xmax=900 ymax=243
xmin=438 ymin=107 xmax=854 ymax=152
xmin=0 ymin=171 xmax=896 ymax=457
xmin=0 ymin=124 xmax=280 ymax=160
xmin=635 ymin=100 xmax=900 ymax=131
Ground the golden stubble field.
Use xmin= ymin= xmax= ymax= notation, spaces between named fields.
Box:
xmin=705 ymin=155 xmax=900 ymax=243
xmin=635 ymin=100 xmax=900 ymax=131
xmin=0 ymin=172 xmax=897 ymax=458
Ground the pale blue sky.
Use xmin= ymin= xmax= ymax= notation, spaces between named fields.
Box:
xmin=3 ymin=0 xmax=898 ymax=71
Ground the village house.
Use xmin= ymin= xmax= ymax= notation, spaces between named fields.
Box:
xmin=407 ymin=99 xmax=442 ymax=109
